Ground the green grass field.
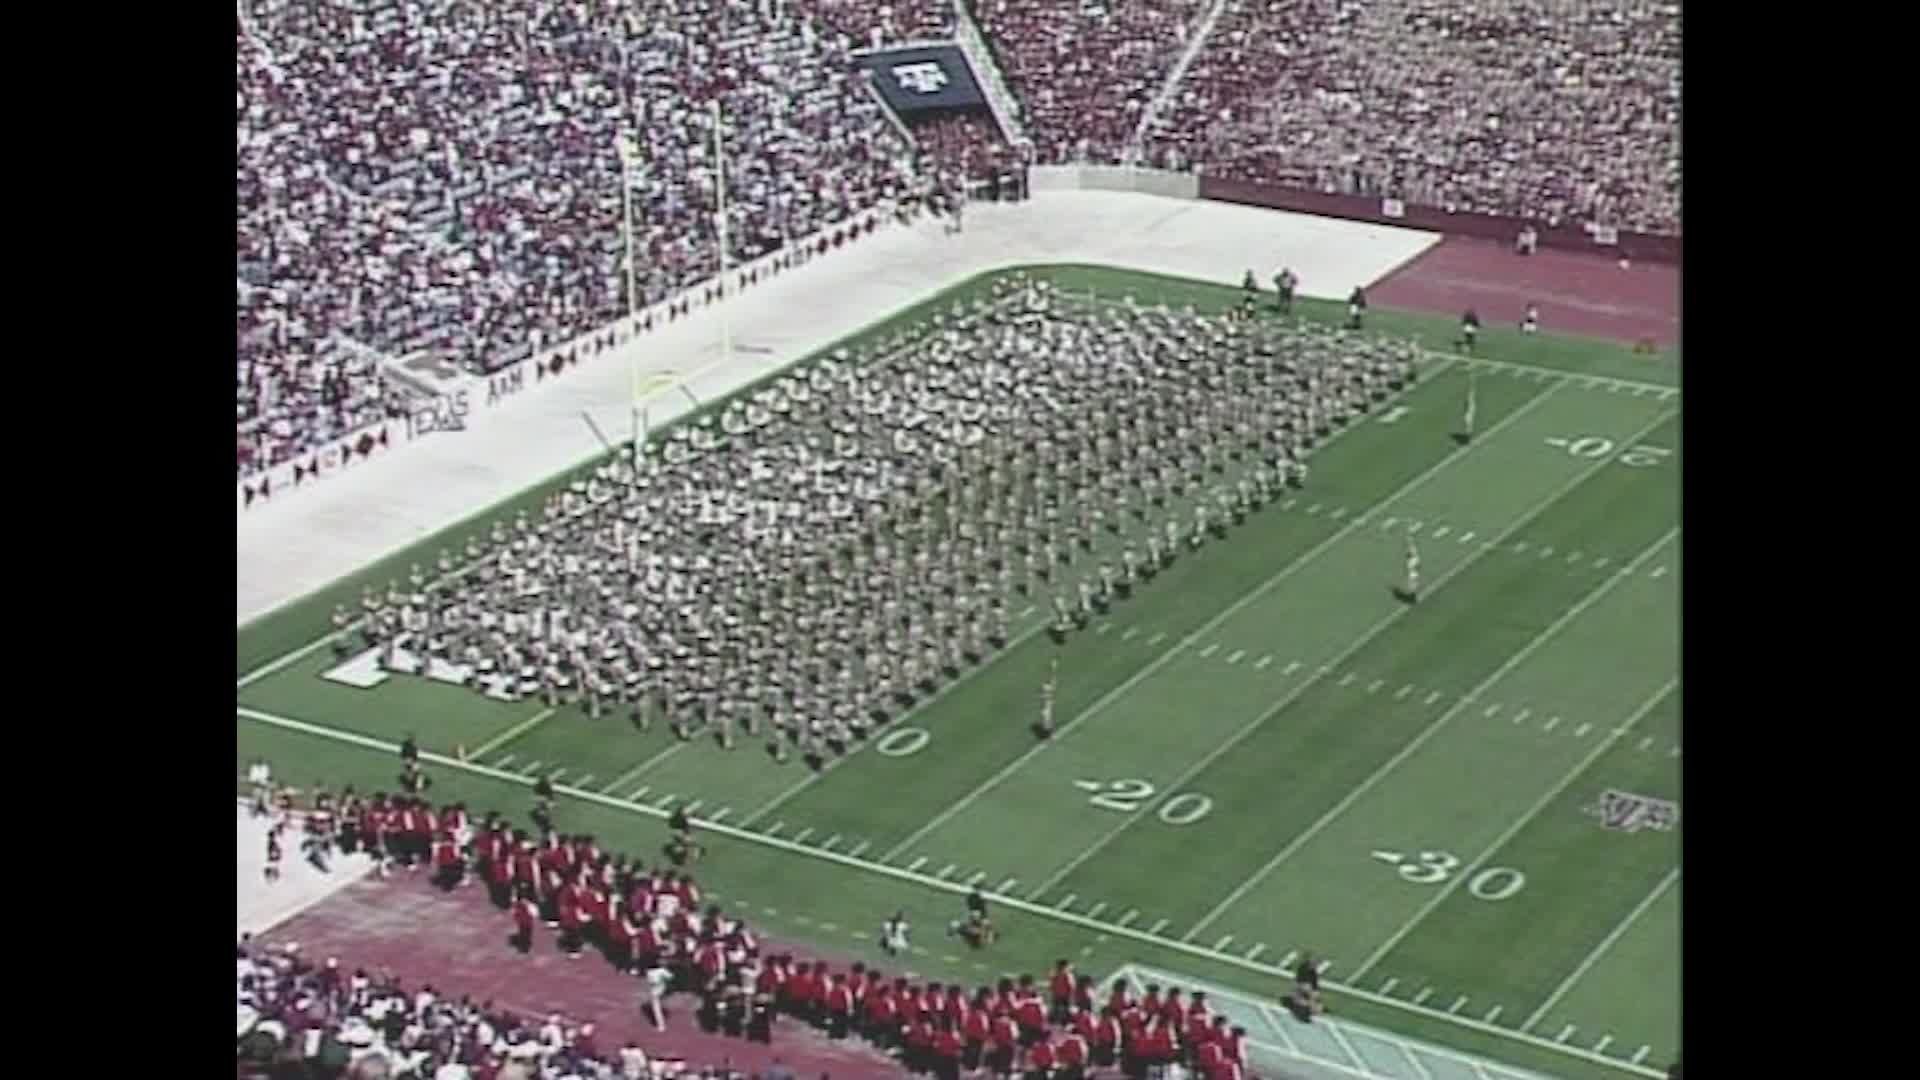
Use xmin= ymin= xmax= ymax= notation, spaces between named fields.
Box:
xmin=237 ymin=265 xmax=1680 ymax=1080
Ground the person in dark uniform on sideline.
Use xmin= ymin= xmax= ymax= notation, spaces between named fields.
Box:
xmin=399 ymin=759 xmax=431 ymax=796
xmin=1241 ymin=269 xmax=1259 ymax=299
xmin=1455 ymin=308 xmax=1481 ymax=353
xmin=1346 ymin=287 xmax=1367 ymax=330
xmin=666 ymin=805 xmax=704 ymax=864
xmin=532 ymin=775 xmax=556 ymax=831
xmin=400 ymin=733 xmax=420 ymax=765
xmin=1273 ymin=268 xmax=1298 ymax=314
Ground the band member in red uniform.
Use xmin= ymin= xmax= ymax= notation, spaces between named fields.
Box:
xmin=1027 ymin=1036 xmax=1058 ymax=1080
xmin=962 ymin=989 xmax=992 ymax=1070
xmin=1048 ymin=960 xmax=1075 ymax=1024
xmin=932 ymin=1019 xmax=964 ymax=1080
xmin=1088 ymin=1007 xmax=1121 ymax=1069
xmin=826 ymin=972 xmax=855 ymax=1040
xmin=865 ymin=976 xmax=901 ymax=1048
xmin=432 ymin=831 xmax=463 ymax=890
xmin=511 ymin=888 xmax=539 ymax=953
xmin=1072 ymin=975 xmax=1097 ymax=1018
xmin=1014 ymin=976 xmax=1047 ymax=1046
xmin=904 ymin=1010 xmax=935 ymax=1075
xmin=987 ymin=1009 xmax=1019 ymax=1079
xmin=1056 ymin=1028 xmax=1089 ymax=1080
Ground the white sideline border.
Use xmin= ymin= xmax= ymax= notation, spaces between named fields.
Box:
xmin=234 ymin=703 xmax=1661 ymax=1079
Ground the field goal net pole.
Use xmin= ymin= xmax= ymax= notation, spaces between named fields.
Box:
xmin=618 ymin=133 xmax=644 ymax=450
xmin=713 ymin=98 xmax=734 ymax=381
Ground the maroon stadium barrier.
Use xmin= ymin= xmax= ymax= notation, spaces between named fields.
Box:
xmin=1197 ymin=177 xmax=1681 ymax=267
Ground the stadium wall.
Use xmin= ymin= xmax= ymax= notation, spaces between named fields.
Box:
xmin=1198 ymin=175 xmax=1681 ymax=266
xmin=1028 ymin=164 xmax=1200 ymax=200
xmin=238 ymin=203 xmax=895 ymax=512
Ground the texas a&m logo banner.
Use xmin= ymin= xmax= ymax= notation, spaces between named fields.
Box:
xmin=857 ymin=46 xmax=987 ymax=115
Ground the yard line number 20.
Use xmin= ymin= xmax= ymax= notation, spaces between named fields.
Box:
xmin=1086 ymin=780 xmax=1214 ymax=826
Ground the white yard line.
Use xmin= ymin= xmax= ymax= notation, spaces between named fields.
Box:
xmin=1182 ymin=509 xmax=1678 ymax=942
xmin=467 ymin=707 xmax=557 ymax=761
xmin=736 ymin=356 xmax=1459 ymax=830
xmin=1072 ymin=438 xmax=1677 ymax=917
xmin=877 ymin=379 xmax=1557 ymax=864
xmin=1522 ymin=868 xmax=1680 ymax=1033
xmin=1349 ymin=675 xmax=1678 ymax=980
xmin=596 ymin=743 xmax=691 ymax=799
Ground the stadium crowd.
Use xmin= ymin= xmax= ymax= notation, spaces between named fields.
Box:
xmin=237 ymin=934 xmax=741 ymax=1079
xmin=969 ymin=0 xmax=1209 ymax=166
xmin=255 ymin=778 xmax=1266 ymax=1080
xmin=236 ymin=0 xmax=924 ymax=477
xmin=330 ymin=275 xmax=1417 ymax=760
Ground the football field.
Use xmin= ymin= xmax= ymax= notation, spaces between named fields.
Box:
xmin=237 ymin=265 xmax=1680 ymax=1080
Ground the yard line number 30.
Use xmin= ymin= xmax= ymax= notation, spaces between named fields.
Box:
xmin=1396 ymin=851 xmax=1527 ymax=901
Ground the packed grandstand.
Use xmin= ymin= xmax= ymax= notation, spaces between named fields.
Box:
xmin=234 ymin=0 xmax=1678 ymax=482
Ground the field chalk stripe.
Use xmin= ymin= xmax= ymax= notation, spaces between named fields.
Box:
xmin=882 ymin=372 xmax=1547 ymax=865
xmin=1183 ymin=431 xmax=1678 ymax=943
xmin=1522 ymin=866 xmax=1680 ymax=1033
xmin=1352 ymin=640 xmax=1676 ymax=981
xmin=469 ymin=707 xmax=558 ymax=761
xmin=235 ymin=700 xmax=1659 ymax=1078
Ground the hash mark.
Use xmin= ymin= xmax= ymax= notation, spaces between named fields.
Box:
xmin=938 ymin=865 xmax=957 ymax=880
xmin=1574 ymin=722 xmax=1592 ymax=737
xmin=1150 ymin=918 xmax=1171 ymax=935
xmin=1395 ymin=684 xmax=1413 ymax=699
xmin=1018 ymin=605 xmax=1036 ymax=618
xmin=1514 ymin=542 xmax=1529 ymax=554
xmin=1632 ymin=1047 xmax=1651 ymax=1064
xmin=997 ymin=877 xmax=1018 ymax=893
xmin=652 ymin=794 xmax=676 ymax=810
xmin=1448 ymin=997 xmax=1467 ymax=1014
xmin=792 ymin=827 xmax=814 ymax=844
xmin=1379 ymin=978 xmax=1398 ymax=995
xmin=1087 ymin=902 xmax=1108 ymax=919
xmin=1283 ymin=499 xmax=1299 ymax=510
xmin=1413 ymin=988 xmax=1434 ymax=1005
xmin=767 ymin=822 xmax=785 ymax=836
xmin=1567 ymin=550 xmax=1583 ymax=563
xmin=908 ymin=856 xmax=928 ymax=871
xmin=1214 ymin=935 xmax=1235 ymax=951
xmin=1459 ymin=531 xmax=1476 ymax=543
xmin=965 ymin=871 xmax=988 ymax=886
xmin=848 ymin=839 xmax=870 ymax=857
xmin=1650 ymin=565 xmax=1668 ymax=578
xmin=1118 ymin=910 xmax=1139 ymax=927
xmin=523 ymin=761 xmax=544 ymax=775
xmin=1424 ymin=691 xmax=1442 ymax=705
xmin=1199 ymin=643 xmax=1220 ymax=658
xmin=1382 ymin=517 xmax=1399 ymax=529
xmin=1338 ymin=672 xmax=1357 ymax=687
xmin=1120 ymin=627 xmax=1139 ymax=641
xmin=548 ymin=769 xmax=567 ymax=783
xmin=1057 ymin=894 xmax=1078 ymax=910
xmin=493 ymin=755 xmax=516 ymax=769
xmin=1544 ymin=716 xmax=1561 ymax=732
xmin=820 ymin=834 xmax=841 ymax=851
xmin=1306 ymin=504 xmax=1323 ymax=515
xmin=1366 ymin=679 xmax=1384 ymax=693
xmin=683 ymin=800 xmax=704 ymax=815
xmin=1095 ymin=624 xmax=1112 ymax=636
xmin=1227 ymin=649 xmax=1246 ymax=664
xmin=1670 ymin=745 xmax=1681 ymax=757
xmin=1277 ymin=950 xmax=1298 ymax=970
xmin=1245 ymin=944 xmax=1267 ymax=961
xmin=1512 ymin=708 xmax=1531 ymax=725
xmin=1432 ymin=526 xmax=1449 ymax=539
xmin=820 ymin=922 xmax=839 ymax=932
xmin=1484 ymin=704 xmax=1502 ymax=718
xmin=1558 ymin=1026 xmax=1577 ymax=1044
xmin=710 ymin=807 xmax=733 ymax=822
xmin=1484 ymin=1005 xmax=1502 ymax=1023
xmin=1595 ymin=1036 xmax=1613 ymax=1053
xmin=1638 ymin=736 xmax=1655 ymax=751
xmin=1147 ymin=632 xmax=1168 ymax=647
xmin=630 ymin=786 xmax=651 ymax=801
xmin=1405 ymin=521 xmax=1423 ymax=535
xmin=1539 ymin=546 xmax=1555 ymax=558
xmin=1284 ymin=661 xmax=1302 ymax=676
xmin=1255 ymin=655 xmax=1274 ymax=669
